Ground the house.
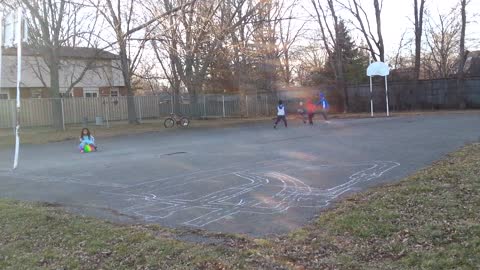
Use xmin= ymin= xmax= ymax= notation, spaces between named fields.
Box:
xmin=0 ymin=46 xmax=126 ymax=99
xmin=464 ymin=50 xmax=480 ymax=76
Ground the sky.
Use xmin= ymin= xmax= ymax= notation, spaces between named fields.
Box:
xmin=294 ymin=0 xmax=480 ymax=60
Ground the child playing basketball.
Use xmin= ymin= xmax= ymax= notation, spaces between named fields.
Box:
xmin=316 ymin=92 xmax=330 ymax=122
xmin=306 ymin=98 xmax=316 ymax=125
xmin=274 ymin=100 xmax=287 ymax=129
xmin=297 ymin=101 xmax=307 ymax=124
xmin=79 ymin=128 xmax=97 ymax=153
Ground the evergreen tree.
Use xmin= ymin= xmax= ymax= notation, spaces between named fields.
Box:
xmin=323 ymin=20 xmax=369 ymax=84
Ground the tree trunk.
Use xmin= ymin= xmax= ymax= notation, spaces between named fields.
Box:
xmin=118 ymin=41 xmax=137 ymax=124
xmin=413 ymin=0 xmax=425 ymax=111
xmin=457 ymin=0 xmax=467 ymax=109
xmin=49 ymin=54 xmax=64 ymax=129
xmin=414 ymin=0 xmax=425 ymax=81
xmin=373 ymin=0 xmax=385 ymax=62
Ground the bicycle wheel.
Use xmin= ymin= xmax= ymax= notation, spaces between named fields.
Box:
xmin=179 ymin=117 xmax=190 ymax=127
xmin=164 ymin=118 xmax=175 ymax=128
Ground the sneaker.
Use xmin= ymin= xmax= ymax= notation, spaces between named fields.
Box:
xmin=273 ymin=125 xmax=277 ymax=129
xmin=80 ymin=150 xmax=84 ymax=153
xmin=325 ymin=121 xmax=331 ymax=124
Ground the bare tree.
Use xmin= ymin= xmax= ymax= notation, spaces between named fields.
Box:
xmin=91 ymin=0 xmax=195 ymax=123
xmin=278 ymin=0 xmax=306 ymax=86
xmin=3 ymin=0 xmax=104 ymax=128
xmin=337 ymin=0 xmax=385 ymax=62
xmin=424 ymin=7 xmax=461 ymax=79
xmin=149 ymin=0 xmax=258 ymax=106
xmin=228 ymin=0 xmax=260 ymax=116
xmin=310 ymin=0 xmax=349 ymax=111
xmin=392 ymin=29 xmax=412 ymax=71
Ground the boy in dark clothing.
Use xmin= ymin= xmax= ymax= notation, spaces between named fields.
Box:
xmin=274 ymin=100 xmax=287 ymax=128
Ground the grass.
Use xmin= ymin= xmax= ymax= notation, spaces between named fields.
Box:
xmin=0 ymin=200 xmax=262 ymax=270
xmin=1 ymin=143 xmax=479 ymax=269
xmin=267 ymin=143 xmax=480 ymax=269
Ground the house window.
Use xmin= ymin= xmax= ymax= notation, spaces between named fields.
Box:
xmin=0 ymin=94 xmax=8 ymax=99
xmin=31 ymin=89 xmax=43 ymax=99
xmin=111 ymin=90 xmax=119 ymax=97
xmin=84 ymin=88 xmax=99 ymax=98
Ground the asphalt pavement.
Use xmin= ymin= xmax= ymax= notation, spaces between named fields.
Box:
xmin=0 ymin=113 xmax=479 ymax=236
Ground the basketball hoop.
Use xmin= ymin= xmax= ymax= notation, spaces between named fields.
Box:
xmin=367 ymin=61 xmax=391 ymax=117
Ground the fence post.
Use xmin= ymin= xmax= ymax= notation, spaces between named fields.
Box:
xmin=222 ymin=95 xmax=225 ymax=118
xmin=266 ymin=95 xmax=269 ymax=116
xmin=73 ymin=97 xmax=78 ymax=124
xmin=11 ymin=100 xmax=15 ymax=132
xmin=106 ymin=97 xmax=110 ymax=128
xmin=203 ymin=95 xmax=206 ymax=118
xmin=61 ymin=98 xmax=65 ymax=131
xmin=246 ymin=95 xmax=249 ymax=117
xmin=137 ymin=97 xmax=142 ymax=122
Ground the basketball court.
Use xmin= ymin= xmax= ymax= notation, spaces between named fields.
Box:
xmin=0 ymin=114 xmax=479 ymax=236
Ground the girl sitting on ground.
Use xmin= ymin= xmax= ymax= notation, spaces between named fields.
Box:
xmin=79 ymin=128 xmax=97 ymax=153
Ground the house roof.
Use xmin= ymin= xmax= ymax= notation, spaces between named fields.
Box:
xmin=1 ymin=46 xmax=119 ymax=60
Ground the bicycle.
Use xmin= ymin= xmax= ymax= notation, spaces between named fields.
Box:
xmin=164 ymin=113 xmax=190 ymax=128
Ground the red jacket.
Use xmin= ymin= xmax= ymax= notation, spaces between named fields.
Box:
xmin=306 ymin=100 xmax=316 ymax=113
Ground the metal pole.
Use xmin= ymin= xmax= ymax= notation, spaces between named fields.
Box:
xmin=222 ymin=95 xmax=225 ymax=118
xmin=61 ymin=98 xmax=65 ymax=131
xmin=385 ymin=76 xmax=390 ymax=117
xmin=13 ymin=9 xmax=22 ymax=169
xmin=368 ymin=55 xmax=374 ymax=117
xmin=369 ymin=76 xmax=374 ymax=117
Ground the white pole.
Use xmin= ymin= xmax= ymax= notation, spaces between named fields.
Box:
xmin=246 ymin=95 xmax=249 ymax=117
xmin=370 ymin=76 xmax=373 ymax=117
xmin=222 ymin=95 xmax=225 ymax=118
xmin=13 ymin=9 xmax=22 ymax=170
xmin=385 ymin=75 xmax=390 ymax=117
xmin=369 ymin=76 xmax=374 ymax=117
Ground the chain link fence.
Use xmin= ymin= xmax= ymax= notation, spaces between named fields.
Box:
xmin=0 ymin=94 xmax=279 ymax=129
xmin=347 ymin=77 xmax=480 ymax=112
